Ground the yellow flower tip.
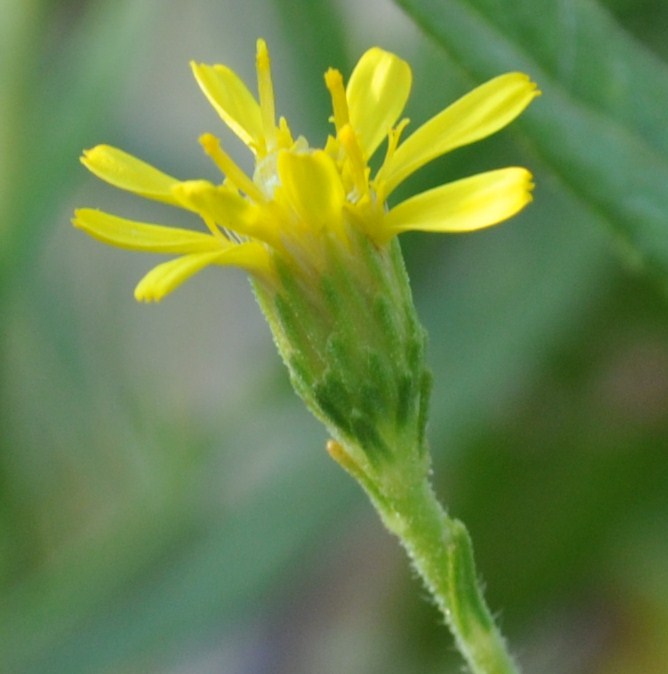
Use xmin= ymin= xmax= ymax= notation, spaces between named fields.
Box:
xmin=324 ymin=67 xmax=345 ymax=96
xmin=526 ymin=169 xmax=537 ymax=192
xmin=132 ymin=250 xmax=231 ymax=303
xmin=134 ymin=275 xmax=170 ymax=303
xmin=79 ymin=144 xmax=106 ymax=169
xmin=255 ymin=38 xmax=277 ymax=148
xmin=325 ymin=68 xmax=349 ymax=132
xmin=133 ymin=261 xmax=175 ymax=303
xmin=522 ymin=73 xmax=542 ymax=99
xmin=189 ymin=61 xmax=209 ymax=86
xmin=256 ymin=38 xmax=270 ymax=70
xmin=71 ymin=209 xmax=85 ymax=228
xmin=482 ymin=166 xmax=536 ymax=221
xmin=324 ymin=67 xmax=341 ymax=87
xmin=71 ymin=214 xmax=89 ymax=238
xmin=198 ymin=132 xmax=218 ymax=152
xmin=513 ymin=165 xmax=535 ymax=192
xmin=324 ymin=70 xmax=342 ymax=106
xmin=505 ymin=72 xmax=542 ymax=107
xmin=71 ymin=208 xmax=105 ymax=237
xmin=71 ymin=208 xmax=98 ymax=236
xmin=134 ymin=284 xmax=160 ymax=303
xmin=475 ymin=166 xmax=536 ymax=223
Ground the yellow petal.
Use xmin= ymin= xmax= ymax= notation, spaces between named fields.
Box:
xmin=255 ymin=39 xmax=278 ymax=149
xmin=383 ymin=167 xmax=534 ymax=239
xmin=81 ymin=145 xmax=182 ymax=206
xmin=277 ymin=150 xmax=345 ymax=231
xmin=172 ymin=180 xmax=275 ymax=245
xmin=134 ymin=243 xmax=271 ymax=302
xmin=191 ymin=61 xmax=264 ymax=152
xmin=346 ymin=48 xmax=412 ymax=160
xmin=380 ymin=73 xmax=540 ymax=195
xmin=72 ymin=209 xmax=223 ymax=253
xmin=198 ymin=133 xmax=266 ymax=203
xmin=134 ymin=251 xmax=229 ymax=302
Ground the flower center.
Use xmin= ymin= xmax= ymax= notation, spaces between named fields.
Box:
xmin=253 ymin=136 xmax=311 ymax=199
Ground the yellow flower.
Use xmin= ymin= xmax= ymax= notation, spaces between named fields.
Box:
xmin=73 ymin=39 xmax=539 ymax=302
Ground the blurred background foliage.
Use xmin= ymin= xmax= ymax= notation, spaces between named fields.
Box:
xmin=1 ymin=0 xmax=667 ymax=672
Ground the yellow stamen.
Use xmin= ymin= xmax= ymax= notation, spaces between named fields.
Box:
xmin=324 ymin=68 xmax=349 ymax=133
xmin=277 ymin=116 xmax=294 ymax=150
xmin=383 ymin=118 xmax=410 ymax=168
xmin=338 ymin=125 xmax=368 ymax=201
xmin=256 ymin=39 xmax=277 ymax=150
xmin=199 ymin=133 xmax=266 ymax=203
xmin=374 ymin=118 xmax=410 ymax=202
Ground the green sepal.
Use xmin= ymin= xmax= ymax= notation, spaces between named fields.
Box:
xmin=312 ymin=372 xmax=353 ymax=435
xmin=252 ymin=228 xmax=431 ymax=477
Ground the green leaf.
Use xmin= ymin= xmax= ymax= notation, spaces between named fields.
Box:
xmin=393 ymin=0 xmax=668 ymax=290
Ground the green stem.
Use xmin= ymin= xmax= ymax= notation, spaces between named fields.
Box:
xmin=366 ymin=472 xmax=519 ymax=673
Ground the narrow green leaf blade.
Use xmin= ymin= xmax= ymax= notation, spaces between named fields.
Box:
xmin=394 ymin=0 xmax=668 ymax=288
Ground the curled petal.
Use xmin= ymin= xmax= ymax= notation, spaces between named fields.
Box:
xmin=72 ymin=209 xmax=223 ymax=253
xmin=172 ymin=180 xmax=271 ymax=242
xmin=134 ymin=242 xmax=270 ymax=302
xmin=380 ymin=73 xmax=540 ymax=195
xmin=191 ymin=61 xmax=264 ymax=152
xmin=277 ymin=150 xmax=345 ymax=231
xmin=134 ymin=251 xmax=230 ymax=302
xmin=81 ymin=145 xmax=182 ymax=206
xmin=383 ymin=167 xmax=534 ymax=239
xmin=346 ymin=48 xmax=412 ymax=160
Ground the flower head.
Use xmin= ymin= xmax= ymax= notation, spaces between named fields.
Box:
xmin=74 ymin=40 xmax=540 ymax=475
xmin=73 ymin=39 xmax=539 ymax=302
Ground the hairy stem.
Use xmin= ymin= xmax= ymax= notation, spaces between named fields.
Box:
xmin=333 ymin=445 xmax=519 ymax=674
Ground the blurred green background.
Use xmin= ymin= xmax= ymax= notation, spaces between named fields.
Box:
xmin=1 ymin=0 xmax=667 ymax=672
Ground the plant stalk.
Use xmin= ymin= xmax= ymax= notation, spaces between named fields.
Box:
xmin=331 ymin=441 xmax=519 ymax=674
